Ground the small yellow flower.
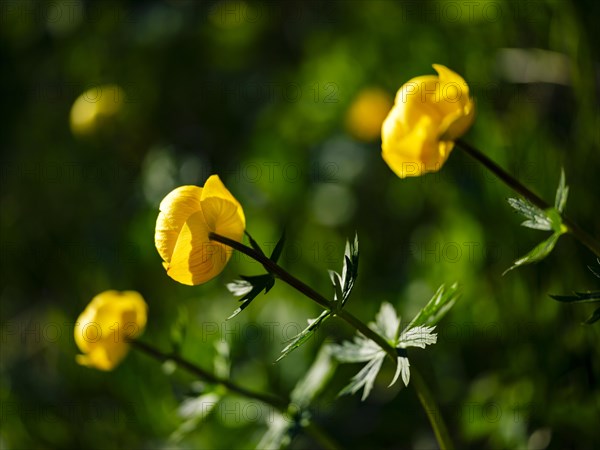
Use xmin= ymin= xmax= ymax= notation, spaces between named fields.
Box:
xmin=70 ymin=84 xmax=126 ymax=137
xmin=345 ymin=87 xmax=393 ymax=142
xmin=381 ymin=64 xmax=475 ymax=178
xmin=155 ymin=175 xmax=245 ymax=286
xmin=74 ymin=290 xmax=147 ymax=371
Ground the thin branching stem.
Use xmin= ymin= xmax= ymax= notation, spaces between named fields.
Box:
xmin=129 ymin=340 xmax=340 ymax=450
xmin=209 ymin=232 xmax=454 ymax=450
xmin=209 ymin=232 xmax=398 ymax=361
xmin=456 ymin=139 xmax=600 ymax=257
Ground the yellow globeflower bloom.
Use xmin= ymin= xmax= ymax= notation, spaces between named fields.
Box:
xmin=345 ymin=87 xmax=393 ymax=142
xmin=381 ymin=64 xmax=475 ymax=178
xmin=155 ymin=175 xmax=246 ymax=286
xmin=74 ymin=290 xmax=147 ymax=371
xmin=70 ymin=84 xmax=125 ymax=136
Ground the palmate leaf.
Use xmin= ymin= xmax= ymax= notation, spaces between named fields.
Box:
xmin=507 ymin=197 xmax=553 ymax=231
xmin=505 ymin=169 xmax=569 ymax=273
xmin=277 ymin=310 xmax=330 ymax=362
xmin=339 ymin=353 xmax=385 ymax=401
xmin=332 ymin=300 xmax=440 ymax=401
xmin=227 ymin=274 xmax=275 ymax=319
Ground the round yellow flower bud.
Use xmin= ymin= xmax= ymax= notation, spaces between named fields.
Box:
xmin=74 ymin=290 xmax=147 ymax=371
xmin=155 ymin=175 xmax=246 ymax=286
xmin=345 ymin=87 xmax=393 ymax=142
xmin=381 ymin=64 xmax=475 ymax=178
xmin=69 ymin=84 xmax=125 ymax=137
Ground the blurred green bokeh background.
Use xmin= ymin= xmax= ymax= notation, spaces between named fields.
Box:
xmin=1 ymin=0 xmax=599 ymax=449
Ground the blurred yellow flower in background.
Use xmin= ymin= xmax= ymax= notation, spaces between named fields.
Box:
xmin=74 ymin=290 xmax=147 ymax=371
xmin=381 ymin=64 xmax=475 ymax=178
xmin=345 ymin=87 xmax=393 ymax=142
xmin=155 ymin=175 xmax=246 ymax=286
xmin=69 ymin=84 xmax=125 ymax=137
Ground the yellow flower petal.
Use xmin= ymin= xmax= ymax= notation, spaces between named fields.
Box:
xmin=155 ymin=186 xmax=203 ymax=264
xmin=381 ymin=65 xmax=475 ymax=178
xmin=166 ymin=210 xmax=232 ymax=285
xmin=74 ymin=291 xmax=147 ymax=371
xmin=201 ymin=175 xmax=246 ymax=230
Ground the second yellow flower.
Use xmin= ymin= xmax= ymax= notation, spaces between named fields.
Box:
xmin=155 ymin=175 xmax=245 ymax=285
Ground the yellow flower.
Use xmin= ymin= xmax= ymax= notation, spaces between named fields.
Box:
xmin=155 ymin=175 xmax=246 ymax=286
xmin=74 ymin=290 xmax=147 ymax=371
xmin=381 ymin=64 xmax=475 ymax=178
xmin=70 ymin=84 xmax=125 ymax=137
xmin=345 ymin=87 xmax=393 ymax=142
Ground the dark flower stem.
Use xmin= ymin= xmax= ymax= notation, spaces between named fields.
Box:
xmin=209 ymin=232 xmax=454 ymax=449
xmin=129 ymin=339 xmax=340 ymax=450
xmin=456 ymin=139 xmax=600 ymax=257
xmin=412 ymin=368 xmax=454 ymax=450
xmin=209 ymin=232 xmax=398 ymax=361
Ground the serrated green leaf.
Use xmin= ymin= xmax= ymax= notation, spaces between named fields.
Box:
xmin=277 ymin=311 xmax=330 ymax=361
xmin=504 ymin=231 xmax=564 ymax=275
xmin=584 ymin=306 xmax=600 ymax=324
xmin=227 ymin=274 xmax=275 ymax=319
xmin=270 ymin=231 xmax=286 ymax=264
xmin=338 ymin=353 xmax=385 ymax=401
xmin=290 ymin=346 xmax=337 ymax=408
xmin=554 ymin=168 xmax=569 ymax=213
xmin=507 ymin=198 xmax=553 ymax=231
xmin=408 ymin=283 xmax=460 ymax=328
xmin=550 ymin=291 xmax=600 ymax=303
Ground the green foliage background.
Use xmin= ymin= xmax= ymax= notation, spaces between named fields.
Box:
xmin=1 ymin=1 xmax=599 ymax=448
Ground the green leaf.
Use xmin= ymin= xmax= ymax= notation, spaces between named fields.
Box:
xmin=290 ymin=346 xmax=337 ymax=409
xmin=270 ymin=231 xmax=286 ymax=264
xmin=338 ymin=353 xmax=385 ymax=401
xmin=554 ymin=168 xmax=569 ymax=213
xmin=507 ymin=198 xmax=553 ymax=231
xmin=329 ymin=233 xmax=359 ymax=307
xmin=584 ymin=306 xmax=600 ymax=324
xmin=170 ymin=392 xmax=221 ymax=443
xmin=277 ymin=311 xmax=330 ymax=361
xmin=245 ymin=231 xmax=267 ymax=257
xmin=504 ymin=231 xmax=564 ymax=275
xmin=408 ymin=283 xmax=460 ymax=328
xmin=255 ymin=413 xmax=294 ymax=450
xmin=227 ymin=274 xmax=275 ymax=319
xmin=550 ymin=291 xmax=600 ymax=303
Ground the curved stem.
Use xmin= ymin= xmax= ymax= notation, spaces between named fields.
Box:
xmin=209 ymin=232 xmax=453 ymax=449
xmin=412 ymin=368 xmax=454 ymax=450
xmin=129 ymin=340 xmax=340 ymax=450
xmin=456 ymin=139 xmax=600 ymax=257
xmin=130 ymin=339 xmax=287 ymax=409
xmin=209 ymin=232 xmax=397 ymax=361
